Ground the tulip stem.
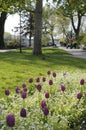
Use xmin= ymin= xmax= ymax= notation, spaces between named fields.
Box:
xmin=43 ymin=116 xmax=47 ymax=124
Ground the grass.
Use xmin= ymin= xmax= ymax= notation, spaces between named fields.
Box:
xmin=0 ymin=47 xmax=86 ymax=129
xmin=0 ymin=47 xmax=86 ymax=98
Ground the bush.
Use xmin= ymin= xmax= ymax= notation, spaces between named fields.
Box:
xmin=5 ymin=40 xmax=20 ymax=49
xmin=42 ymin=36 xmax=50 ymax=47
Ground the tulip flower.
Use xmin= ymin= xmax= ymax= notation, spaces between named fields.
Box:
xmin=20 ymin=108 xmax=27 ymax=118
xmin=5 ymin=89 xmax=10 ymax=96
xmin=6 ymin=114 xmax=15 ymax=127
xmin=45 ymin=92 xmax=49 ymax=98
xmin=77 ymin=92 xmax=82 ymax=100
xmin=80 ymin=79 xmax=85 ymax=85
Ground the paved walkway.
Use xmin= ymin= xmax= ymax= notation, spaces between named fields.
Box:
xmin=0 ymin=49 xmax=16 ymax=52
xmin=59 ymin=47 xmax=86 ymax=59
xmin=0 ymin=50 xmax=10 ymax=52
xmin=0 ymin=48 xmax=86 ymax=59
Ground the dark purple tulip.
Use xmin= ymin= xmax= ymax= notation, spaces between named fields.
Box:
xmin=43 ymin=107 xmax=49 ymax=116
xmin=22 ymin=83 xmax=27 ymax=88
xmin=15 ymin=87 xmax=20 ymax=94
xmin=77 ymin=92 xmax=82 ymax=100
xmin=41 ymin=100 xmax=46 ymax=108
xmin=5 ymin=89 xmax=10 ymax=96
xmin=49 ymin=80 xmax=53 ymax=85
xmin=6 ymin=114 xmax=15 ymax=127
xmin=42 ymin=77 xmax=46 ymax=82
xmin=29 ymin=78 xmax=33 ymax=83
xmin=36 ymin=84 xmax=42 ymax=91
xmin=21 ymin=92 xmax=27 ymax=99
xmin=47 ymin=70 xmax=51 ymax=75
xmin=80 ymin=79 xmax=85 ymax=85
xmin=60 ymin=85 xmax=66 ymax=92
xmin=20 ymin=108 xmax=27 ymax=118
xmin=52 ymin=72 xmax=56 ymax=77
xmin=36 ymin=77 xmax=40 ymax=82
xmin=45 ymin=92 xmax=49 ymax=98
xmin=23 ymin=87 xmax=27 ymax=92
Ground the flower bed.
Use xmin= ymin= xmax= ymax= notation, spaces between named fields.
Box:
xmin=0 ymin=70 xmax=86 ymax=130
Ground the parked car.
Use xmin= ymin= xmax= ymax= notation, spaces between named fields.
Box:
xmin=47 ymin=43 xmax=54 ymax=46
xmin=66 ymin=43 xmax=78 ymax=49
xmin=82 ymin=44 xmax=86 ymax=50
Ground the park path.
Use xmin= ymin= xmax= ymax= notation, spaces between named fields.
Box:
xmin=0 ymin=48 xmax=86 ymax=59
xmin=59 ymin=47 xmax=86 ymax=59
xmin=0 ymin=49 xmax=16 ymax=52
xmin=0 ymin=50 xmax=11 ymax=52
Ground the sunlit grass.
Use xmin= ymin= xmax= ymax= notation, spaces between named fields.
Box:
xmin=0 ymin=47 xmax=86 ymax=98
xmin=0 ymin=48 xmax=86 ymax=129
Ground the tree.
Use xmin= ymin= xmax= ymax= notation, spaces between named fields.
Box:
xmin=14 ymin=0 xmax=43 ymax=55
xmin=33 ymin=0 xmax=43 ymax=55
xmin=15 ymin=10 xmax=34 ymax=47
xmin=0 ymin=0 xmax=33 ymax=50
xmin=28 ymin=12 xmax=34 ymax=46
xmin=0 ymin=12 xmax=7 ymax=49
xmin=56 ymin=0 xmax=86 ymax=40
xmin=56 ymin=10 xmax=70 ymax=37
xmin=15 ymin=0 xmax=43 ymax=54
xmin=0 ymin=0 xmax=43 ymax=55
xmin=0 ymin=0 xmax=18 ymax=49
xmin=43 ymin=6 xmax=58 ymax=45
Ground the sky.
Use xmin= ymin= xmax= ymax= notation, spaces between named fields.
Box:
xmin=5 ymin=13 xmax=20 ymax=34
xmin=5 ymin=0 xmax=53 ymax=34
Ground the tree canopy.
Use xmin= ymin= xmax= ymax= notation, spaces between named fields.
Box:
xmin=56 ymin=0 xmax=86 ymax=39
xmin=0 ymin=0 xmax=86 ymax=53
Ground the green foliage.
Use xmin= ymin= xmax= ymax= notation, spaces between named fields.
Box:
xmin=4 ymin=32 xmax=12 ymax=40
xmin=80 ymin=33 xmax=86 ymax=44
xmin=56 ymin=0 xmax=86 ymax=40
xmin=43 ymin=6 xmax=58 ymax=43
xmin=0 ymin=0 xmax=32 ymax=13
xmin=59 ymin=37 xmax=66 ymax=43
xmin=57 ymin=0 xmax=86 ymax=16
xmin=42 ymin=36 xmax=49 ymax=45
xmin=76 ymin=33 xmax=86 ymax=45
xmin=5 ymin=40 xmax=19 ymax=49
xmin=7 ymin=40 xmax=16 ymax=46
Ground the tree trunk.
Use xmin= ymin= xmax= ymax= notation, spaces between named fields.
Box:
xmin=29 ymin=32 xmax=32 ymax=47
xmin=29 ymin=12 xmax=34 ymax=47
xmin=51 ymin=34 xmax=55 ymax=46
xmin=71 ymin=13 xmax=81 ymax=40
xmin=0 ymin=12 xmax=7 ymax=49
xmin=33 ymin=0 xmax=42 ymax=55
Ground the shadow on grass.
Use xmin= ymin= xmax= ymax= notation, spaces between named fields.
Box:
xmin=0 ymin=48 xmax=86 ymax=70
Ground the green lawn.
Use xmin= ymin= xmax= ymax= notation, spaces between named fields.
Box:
xmin=0 ymin=48 xmax=86 ymax=98
xmin=0 ymin=48 xmax=86 ymax=129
